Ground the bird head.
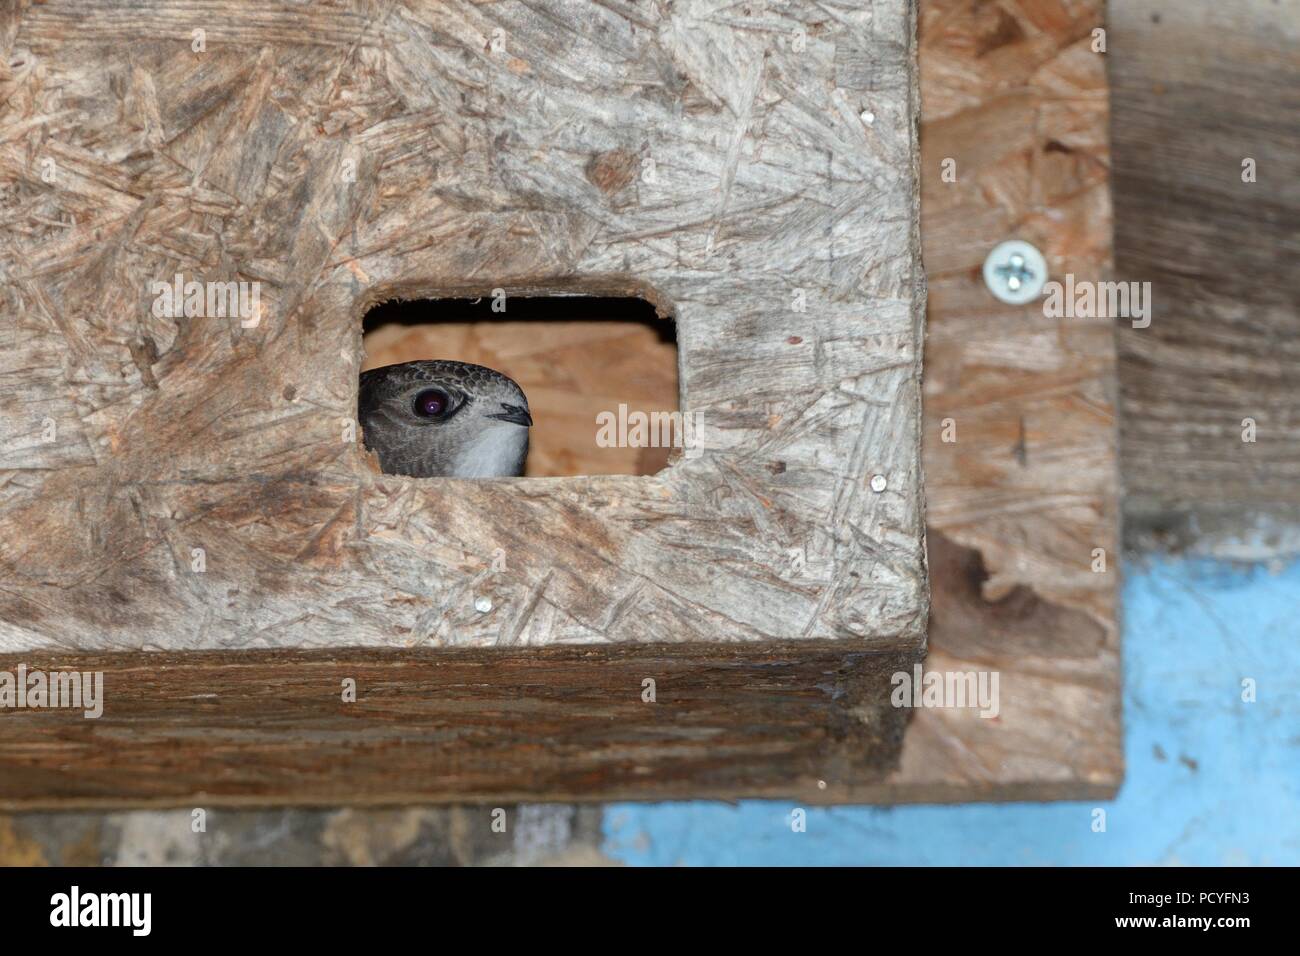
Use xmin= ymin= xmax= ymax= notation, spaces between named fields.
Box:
xmin=358 ymin=360 xmax=532 ymax=478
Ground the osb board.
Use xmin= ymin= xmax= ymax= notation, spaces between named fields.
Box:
xmin=0 ymin=0 xmax=927 ymax=653
xmin=361 ymin=312 xmax=678 ymax=477
xmin=1110 ymin=0 xmax=1300 ymax=524
xmin=842 ymin=0 xmax=1121 ymax=802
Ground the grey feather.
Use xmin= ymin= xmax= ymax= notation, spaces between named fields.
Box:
xmin=359 ymin=360 xmax=531 ymax=478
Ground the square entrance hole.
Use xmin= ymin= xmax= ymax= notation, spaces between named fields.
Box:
xmin=360 ymin=296 xmax=678 ymax=477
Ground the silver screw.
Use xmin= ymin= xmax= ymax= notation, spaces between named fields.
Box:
xmin=982 ymin=240 xmax=1048 ymax=305
xmin=474 ymin=596 xmax=493 ymax=614
xmin=869 ymin=474 xmax=887 ymax=493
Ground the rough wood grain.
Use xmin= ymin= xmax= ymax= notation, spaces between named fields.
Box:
xmin=1110 ymin=0 xmax=1300 ymax=527
xmin=0 ymin=0 xmax=926 ymax=805
xmin=859 ymin=0 xmax=1123 ymax=802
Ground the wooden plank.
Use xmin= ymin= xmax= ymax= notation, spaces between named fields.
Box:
xmin=854 ymin=0 xmax=1123 ymax=802
xmin=0 ymin=643 xmax=912 ymax=810
xmin=1110 ymin=0 xmax=1300 ymax=526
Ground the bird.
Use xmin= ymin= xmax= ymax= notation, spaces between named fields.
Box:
xmin=358 ymin=360 xmax=532 ymax=478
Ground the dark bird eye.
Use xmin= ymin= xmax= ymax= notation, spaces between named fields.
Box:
xmin=412 ymin=389 xmax=450 ymax=418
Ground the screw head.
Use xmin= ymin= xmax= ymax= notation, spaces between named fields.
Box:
xmin=474 ymin=596 xmax=493 ymax=614
xmin=860 ymin=109 xmax=875 ymax=125
xmin=869 ymin=474 xmax=887 ymax=493
xmin=982 ymin=240 xmax=1048 ymax=305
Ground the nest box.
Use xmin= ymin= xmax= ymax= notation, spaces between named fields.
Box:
xmin=0 ymin=0 xmax=925 ymax=806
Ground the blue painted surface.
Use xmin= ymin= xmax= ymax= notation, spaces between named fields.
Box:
xmin=602 ymin=555 xmax=1300 ymax=865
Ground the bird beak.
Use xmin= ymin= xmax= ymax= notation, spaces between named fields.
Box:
xmin=489 ymin=403 xmax=533 ymax=427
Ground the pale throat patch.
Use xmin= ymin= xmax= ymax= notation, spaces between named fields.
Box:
xmin=450 ymin=422 xmax=528 ymax=477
